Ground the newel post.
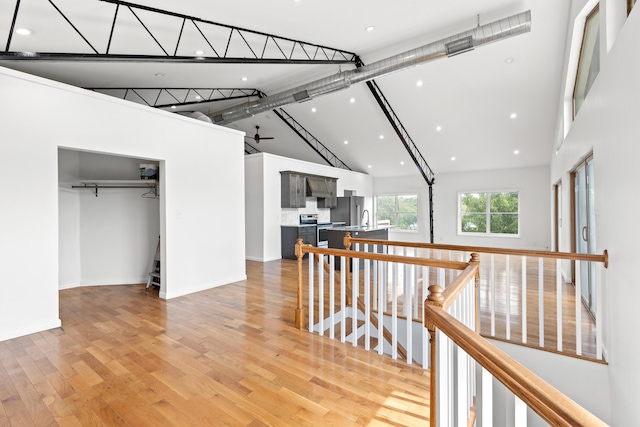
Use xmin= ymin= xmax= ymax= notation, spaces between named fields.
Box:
xmin=470 ymin=252 xmax=481 ymax=333
xmin=295 ymin=238 xmax=305 ymax=329
xmin=425 ymin=285 xmax=445 ymax=426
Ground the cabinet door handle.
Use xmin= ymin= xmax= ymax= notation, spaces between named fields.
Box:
xmin=582 ymin=226 xmax=588 ymax=242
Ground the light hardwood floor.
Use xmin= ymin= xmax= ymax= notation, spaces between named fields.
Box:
xmin=0 ymin=260 xmax=431 ymax=426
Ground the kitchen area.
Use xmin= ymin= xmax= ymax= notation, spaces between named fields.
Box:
xmin=279 ymin=170 xmax=389 ymax=259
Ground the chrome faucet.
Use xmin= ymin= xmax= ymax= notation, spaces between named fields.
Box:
xmin=361 ymin=209 xmax=370 ymax=228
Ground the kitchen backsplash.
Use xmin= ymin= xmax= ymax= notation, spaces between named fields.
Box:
xmin=281 ymin=198 xmax=331 ymax=225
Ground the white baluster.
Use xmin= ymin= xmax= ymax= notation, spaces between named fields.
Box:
xmin=352 ymin=256 xmax=359 ymax=347
xmin=538 ymin=257 xmax=544 ymax=347
xmin=414 ymin=248 xmax=419 ymax=319
xmin=522 ymin=256 xmax=527 ymax=344
xmin=457 ymin=344 xmax=468 ymax=427
xmin=340 ymin=256 xmax=346 ymax=342
xmin=575 ymin=260 xmax=582 ymax=356
xmin=480 ymin=367 xmax=493 ymax=427
xmin=422 ymin=265 xmax=429 ymax=369
xmin=556 ymin=258 xmax=562 ymax=352
xmin=392 ymin=259 xmax=398 ymax=360
xmin=364 ymin=246 xmax=371 ymax=351
xmin=373 ymin=245 xmax=378 ymax=311
xmin=506 ymin=255 xmax=511 ymax=340
xmin=437 ymin=330 xmax=450 ymax=427
xmin=597 ymin=261 xmax=604 ymax=360
xmin=318 ymin=254 xmax=324 ymax=336
xmin=514 ymin=395 xmax=527 ymax=427
xmin=329 ymin=255 xmax=335 ymax=340
xmin=378 ymin=257 xmax=384 ymax=356
xmin=490 ymin=254 xmax=496 ymax=336
xmin=309 ymin=253 xmax=314 ymax=333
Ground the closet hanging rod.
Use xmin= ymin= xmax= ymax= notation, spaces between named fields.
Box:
xmin=71 ymin=182 xmax=157 ymax=197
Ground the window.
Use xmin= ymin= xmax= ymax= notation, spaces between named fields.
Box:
xmin=573 ymin=5 xmax=600 ymax=117
xmin=459 ymin=191 xmax=519 ymax=235
xmin=376 ymin=194 xmax=418 ymax=231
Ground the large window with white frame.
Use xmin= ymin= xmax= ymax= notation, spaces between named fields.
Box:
xmin=458 ymin=191 xmax=519 ymax=235
xmin=376 ymin=194 xmax=418 ymax=231
xmin=573 ymin=5 xmax=600 ymax=117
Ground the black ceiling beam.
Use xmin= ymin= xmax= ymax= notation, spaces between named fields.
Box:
xmin=2 ymin=0 xmax=357 ymax=65
xmin=86 ymin=87 xmax=261 ymax=108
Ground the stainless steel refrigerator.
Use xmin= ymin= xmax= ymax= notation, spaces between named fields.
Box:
xmin=330 ymin=196 xmax=364 ymax=226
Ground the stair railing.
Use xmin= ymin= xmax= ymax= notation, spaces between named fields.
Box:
xmin=345 ymin=235 xmax=609 ymax=361
xmin=294 ymin=238 xmax=468 ymax=366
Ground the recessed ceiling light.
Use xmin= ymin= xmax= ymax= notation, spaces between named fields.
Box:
xmin=367 ymin=165 xmax=372 ymax=169
xmin=311 ymin=107 xmax=317 ymax=113
xmin=365 ymin=26 xmax=375 ymax=32
xmin=195 ymin=95 xmax=202 ymax=100
xmin=241 ymin=77 xmax=248 ymax=81
xmin=349 ymin=97 xmax=356 ymax=103
xmin=154 ymin=73 xmax=165 ymax=77
xmin=436 ymin=126 xmax=442 ymax=131
xmin=451 ymin=157 xmax=456 ymax=161
xmin=344 ymin=140 xmax=349 ymax=144
xmin=170 ymin=105 xmax=176 ymax=109
xmin=400 ymin=161 xmax=405 ymax=165
xmin=510 ymin=113 xmax=518 ymax=119
xmin=416 ymin=80 xmax=423 ymax=87
xmin=15 ymin=28 xmax=32 ymax=36
xmin=379 ymin=134 xmax=384 ymax=140
xmin=195 ymin=50 xmax=205 ymax=55
xmin=505 ymin=58 xmax=514 ymax=64
xmin=514 ymin=150 xmax=520 ymax=155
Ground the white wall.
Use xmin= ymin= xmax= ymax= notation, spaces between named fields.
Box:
xmin=375 ymin=166 xmax=551 ymax=249
xmin=245 ymin=153 xmax=373 ymax=262
xmin=0 ymin=66 xmax=246 ymax=342
xmin=490 ymin=340 xmax=611 ymax=425
xmin=551 ymin=5 xmax=640 ymax=424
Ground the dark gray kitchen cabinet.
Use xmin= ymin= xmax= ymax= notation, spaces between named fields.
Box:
xmin=281 ymin=226 xmax=317 ymax=259
xmin=280 ymin=172 xmax=306 ymax=208
xmin=317 ymin=178 xmax=338 ymax=208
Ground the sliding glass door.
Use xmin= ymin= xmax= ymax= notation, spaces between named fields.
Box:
xmin=573 ymin=155 xmax=596 ymax=316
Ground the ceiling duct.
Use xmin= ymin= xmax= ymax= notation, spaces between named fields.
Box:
xmin=208 ymin=10 xmax=531 ymax=125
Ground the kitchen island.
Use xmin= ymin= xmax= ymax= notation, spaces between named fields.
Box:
xmin=327 ymin=226 xmax=389 ymax=269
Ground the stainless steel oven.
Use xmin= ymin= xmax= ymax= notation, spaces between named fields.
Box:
xmin=317 ymin=222 xmax=332 ymax=248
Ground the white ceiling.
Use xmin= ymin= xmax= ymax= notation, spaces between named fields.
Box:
xmin=0 ymin=0 xmax=570 ymax=179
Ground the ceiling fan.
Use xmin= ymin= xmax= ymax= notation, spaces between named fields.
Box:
xmin=246 ymin=125 xmax=274 ymax=143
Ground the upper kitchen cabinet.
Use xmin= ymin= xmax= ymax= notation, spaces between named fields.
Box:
xmin=280 ymin=171 xmax=306 ymax=208
xmin=317 ymin=178 xmax=337 ymax=208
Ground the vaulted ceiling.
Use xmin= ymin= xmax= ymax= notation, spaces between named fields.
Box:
xmin=0 ymin=0 xmax=570 ymax=179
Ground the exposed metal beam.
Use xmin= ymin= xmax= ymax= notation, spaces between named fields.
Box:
xmin=2 ymin=0 xmax=357 ymax=65
xmin=272 ymin=108 xmax=352 ymax=171
xmin=86 ymin=87 xmax=261 ymax=108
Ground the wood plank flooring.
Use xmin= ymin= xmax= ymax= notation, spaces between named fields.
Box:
xmin=0 ymin=260 xmax=431 ymax=426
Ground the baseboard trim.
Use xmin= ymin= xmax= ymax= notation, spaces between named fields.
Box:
xmin=0 ymin=319 xmax=62 ymax=342
xmin=162 ymin=274 xmax=248 ymax=300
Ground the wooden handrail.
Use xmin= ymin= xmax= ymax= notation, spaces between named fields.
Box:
xmin=346 ymin=237 xmax=609 ymax=268
xmin=424 ymin=305 xmax=609 ymax=426
xmin=298 ymin=244 xmax=469 ymax=270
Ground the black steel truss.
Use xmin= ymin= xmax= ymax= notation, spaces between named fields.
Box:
xmin=245 ymin=142 xmax=261 ymax=155
xmin=87 ymin=87 xmax=260 ymax=108
xmin=272 ymin=108 xmax=352 ymax=171
xmin=2 ymin=0 xmax=357 ymax=64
